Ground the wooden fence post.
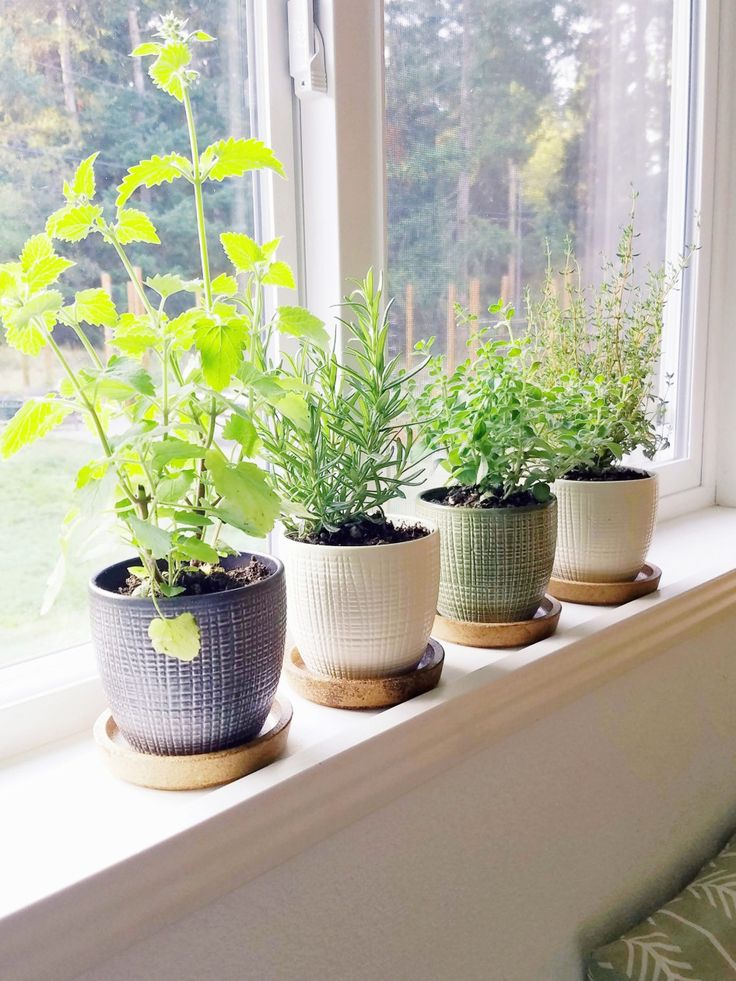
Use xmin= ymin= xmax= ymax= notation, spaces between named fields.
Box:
xmin=100 ymin=271 xmax=113 ymax=361
xmin=469 ymin=277 xmax=480 ymax=359
xmin=446 ymin=283 xmax=456 ymax=372
xmin=405 ymin=283 xmax=414 ymax=367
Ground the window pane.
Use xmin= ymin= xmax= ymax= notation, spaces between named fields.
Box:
xmin=0 ymin=1 xmax=253 ymax=666
xmin=384 ymin=1 xmax=680 ymax=376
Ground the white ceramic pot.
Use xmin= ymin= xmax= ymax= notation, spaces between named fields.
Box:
xmin=283 ymin=519 xmax=440 ymax=679
xmin=553 ymin=471 xmax=658 ymax=583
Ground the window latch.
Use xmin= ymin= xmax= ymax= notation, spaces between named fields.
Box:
xmin=287 ymin=0 xmax=327 ymax=99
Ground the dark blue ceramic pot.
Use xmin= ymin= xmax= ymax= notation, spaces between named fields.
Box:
xmin=89 ymin=552 xmax=286 ymax=756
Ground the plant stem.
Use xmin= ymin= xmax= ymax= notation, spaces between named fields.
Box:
xmin=107 ymin=234 xmax=158 ymax=321
xmin=45 ymin=327 xmax=155 ymax=574
xmin=183 ymin=89 xmax=213 ymax=310
xmin=69 ymin=322 xmax=103 ymax=369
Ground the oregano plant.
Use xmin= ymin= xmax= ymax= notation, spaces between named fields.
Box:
xmin=412 ymin=301 xmax=586 ymax=503
xmin=0 ymin=15 xmax=322 ymax=660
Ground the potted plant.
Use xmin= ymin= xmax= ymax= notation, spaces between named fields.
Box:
xmin=413 ymin=302 xmax=578 ymax=626
xmin=526 ymin=209 xmax=691 ymax=584
xmin=259 ymin=271 xmax=440 ymax=681
xmin=0 ymin=16 xmax=317 ymax=757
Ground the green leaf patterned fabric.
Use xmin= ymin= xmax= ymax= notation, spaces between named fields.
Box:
xmin=587 ymin=833 xmax=736 ymax=980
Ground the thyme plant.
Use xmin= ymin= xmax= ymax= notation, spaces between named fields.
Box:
xmin=526 ymin=207 xmax=692 ymax=473
xmin=0 ymin=16 xmax=320 ymax=659
xmin=260 ymin=271 xmax=428 ymax=539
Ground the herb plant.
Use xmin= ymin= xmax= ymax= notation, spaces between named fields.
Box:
xmin=412 ymin=301 xmax=583 ymax=504
xmin=526 ymin=206 xmax=692 ymax=473
xmin=260 ymin=271 xmax=428 ymax=540
xmin=0 ymin=15 xmax=319 ymax=659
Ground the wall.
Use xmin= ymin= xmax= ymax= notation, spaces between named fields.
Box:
xmin=74 ymin=607 xmax=736 ymax=981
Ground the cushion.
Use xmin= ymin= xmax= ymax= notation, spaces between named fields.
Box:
xmin=587 ymin=833 xmax=736 ymax=980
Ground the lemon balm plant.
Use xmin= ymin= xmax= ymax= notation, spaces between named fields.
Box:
xmin=0 ymin=16 xmax=315 ymax=756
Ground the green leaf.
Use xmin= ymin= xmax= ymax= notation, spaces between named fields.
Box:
xmin=116 ymin=153 xmax=191 ymax=208
xmin=263 ymin=261 xmax=295 ymax=290
xmin=173 ymin=536 xmax=219 ymax=564
xmin=131 ymin=42 xmax=161 ymax=57
xmin=20 ymin=234 xmax=54 ymax=271
xmin=275 ymin=391 xmax=310 ymax=432
xmin=211 ymin=273 xmax=238 ymax=296
xmin=75 ymin=459 xmax=108 ymax=489
xmin=126 ymin=515 xmax=172 ymax=557
xmin=86 ymin=356 xmax=155 ymax=400
xmin=165 ymin=309 xmax=200 ymax=351
xmin=47 ymin=204 xmax=102 ymax=242
xmin=192 ymin=30 xmax=215 ymax=42
xmin=0 ymin=266 xmax=18 ymax=298
xmin=205 ymin=453 xmax=280 ymax=538
xmin=159 ymin=583 xmax=186 ymax=598
xmin=74 ymin=288 xmax=118 ymax=327
xmin=115 ymin=209 xmax=160 ymax=245
xmin=261 ymin=237 xmax=281 ymax=260
xmin=150 ymin=438 xmax=207 ymax=470
xmin=146 ymin=273 xmax=194 ymax=299
xmin=26 ymin=254 xmax=75 ymax=292
xmin=148 ymin=613 xmax=201 ymax=661
xmin=202 ymin=137 xmax=285 ymax=181
xmin=0 ymin=398 xmax=73 ymax=458
xmin=112 ymin=314 xmax=158 ymax=357
xmin=222 ymin=414 xmax=259 ymax=456
xmin=71 ymin=153 xmax=99 ymax=199
xmin=3 ymin=291 xmax=62 ymax=354
xmin=148 ymin=41 xmax=191 ymax=101
xmin=220 ymin=232 xmax=263 ymax=272
xmin=195 ymin=318 xmax=245 ymax=390
xmin=277 ymin=306 xmax=329 ymax=347
xmin=157 ymin=471 xmax=195 ymax=503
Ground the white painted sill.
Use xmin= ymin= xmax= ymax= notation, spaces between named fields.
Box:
xmin=0 ymin=505 xmax=734 ymax=981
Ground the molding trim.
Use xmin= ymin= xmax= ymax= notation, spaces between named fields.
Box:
xmin=2 ymin=570 xmax=735 ymax=981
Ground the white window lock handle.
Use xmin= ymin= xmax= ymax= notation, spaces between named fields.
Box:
xmin=287 ymin=0 xmax=327 ymax=99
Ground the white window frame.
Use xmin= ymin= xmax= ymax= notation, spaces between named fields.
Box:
xmin=1 ymin=0 xmax=732 ymax=754
xmin=296 ymin=0 xmax=722 ymax=519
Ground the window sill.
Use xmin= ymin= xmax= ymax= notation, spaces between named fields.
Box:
xmin=0 ymin=506 xmax=734 ymax=980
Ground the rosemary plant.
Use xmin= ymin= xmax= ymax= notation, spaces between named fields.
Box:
xmin=260 ymin=271 xmax=429 ymax=540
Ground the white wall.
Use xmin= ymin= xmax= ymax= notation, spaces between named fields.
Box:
xmin=73 ymin=607 xmax=736 ymax=981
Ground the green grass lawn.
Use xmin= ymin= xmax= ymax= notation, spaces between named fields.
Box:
xmin=0 ymin=434 xmax=121 ymax=665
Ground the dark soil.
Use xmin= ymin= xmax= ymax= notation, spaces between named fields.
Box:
xmin=428 ymin=485 xmax=541 ymax=509
xmin=119 ymin=557 xmax=271 ymax=596
xmin=296 ymin=515 xmax=430 ymax=547
xmin=563 ymin=466 xmax=651 ymax=482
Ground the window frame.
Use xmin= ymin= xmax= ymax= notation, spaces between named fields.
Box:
xmin=1 ymin=0 xmax=732 ymax=753
xmin=298 ymin=0 xmax=720 ymax=513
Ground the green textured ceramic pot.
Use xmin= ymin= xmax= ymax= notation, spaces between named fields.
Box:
xmin=417 ymin=489 xmax=558 ymax=623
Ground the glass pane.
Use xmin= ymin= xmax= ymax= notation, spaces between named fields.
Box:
xmin=384 ymin=0 xmax=677 ymax=366
xmin=0 ymin=1 xmax=253 ymax=666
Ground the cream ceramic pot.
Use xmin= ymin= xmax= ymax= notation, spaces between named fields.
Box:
xmin=283 ymin=518 xmax=440 ymax=679
xmin=553 ymin=471 xmax=658 ymax=583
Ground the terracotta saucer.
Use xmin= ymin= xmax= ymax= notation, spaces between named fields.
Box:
xmin=285 ymin=639 xmax=444 ymax=709
xmin=94 ymin=696 xmax=293 ymax=791
xmin=548 ymin=563 xmax=662 ymax=606
xmin=432 ymin=595 xmax=561 ymax=649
